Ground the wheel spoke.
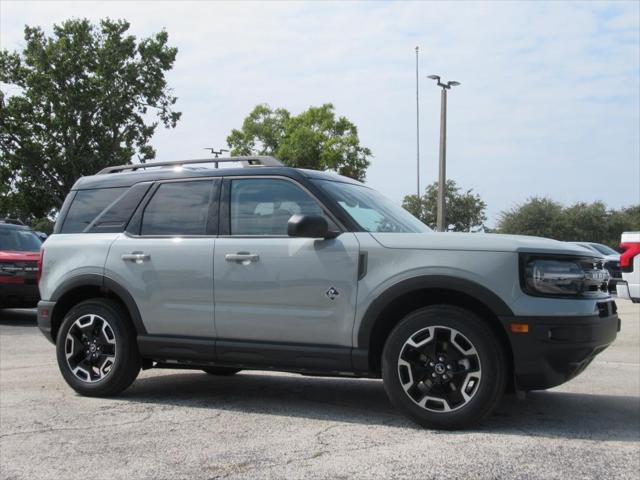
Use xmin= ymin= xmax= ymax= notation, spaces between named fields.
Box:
xmin=65 ymin=313 xmax=117 ymax=384
xmin=397 ymin=325 xmax=482 ymax=413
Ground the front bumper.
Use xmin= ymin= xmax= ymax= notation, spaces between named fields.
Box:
xmin=37 ymin=300 xmax=56 ymax=344
xmin=0 ymin=283 xmax=40 ymax=308
xmin=500 ymin=300 xmax=620 ymax=391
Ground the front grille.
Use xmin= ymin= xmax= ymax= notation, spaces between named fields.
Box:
xmin=579 ymin=259 xmax=610 ymax=294
xmin=0 ymin=261 xmax=38 ymax=278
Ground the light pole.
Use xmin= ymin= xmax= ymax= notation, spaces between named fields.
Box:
xmin=415 ymin=46 xmax=420 ymax=198
xmin=427 ymin=75 xmax=460 ymax=232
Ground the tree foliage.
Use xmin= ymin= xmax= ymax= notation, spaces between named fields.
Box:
xmin=227 ymin=103 xmax=371 ymax=181
xmin=402 ymin=179 xmax=487 ymax=232
xmin=0 ymin=18 xmax=181 ymax=221
xmin=497 ymin=197 xmax=640 ymax=248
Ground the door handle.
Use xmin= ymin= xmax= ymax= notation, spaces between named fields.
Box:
xmin=225 ymin=253 xmax=260 ymax=264
xmin=121 ymin=252 xmax=150 ymax=263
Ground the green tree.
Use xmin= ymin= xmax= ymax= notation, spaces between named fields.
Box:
xmin=608 ymin=205 xmax=640 ymax=246
xmin=402 ymin=179 xmax=487 ymax=231
xmin=227 ymin=103 xmax=371 ymax=181
xmin=498 ymin=197 xmax=640 ymax=248
xmin=497 ymin=197 xmax=566 ymax=239
xmin=0 ymin=18 xmax=181 ymax=221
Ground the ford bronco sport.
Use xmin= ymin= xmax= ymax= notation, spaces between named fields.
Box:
xmin=37 ymin=157 xmax=620 ymax=429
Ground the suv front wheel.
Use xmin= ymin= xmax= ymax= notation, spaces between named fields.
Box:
xmin=382 ymin=305 xmax=507 ymax=429
xmin=56 ymin=298 xmax=141 ymax=396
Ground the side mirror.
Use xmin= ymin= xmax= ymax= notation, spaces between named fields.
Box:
xmin=287 ymin=214 xmax=337 ymax=239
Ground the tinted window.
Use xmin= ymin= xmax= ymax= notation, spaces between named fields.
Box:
xmin=141 ymin=181 xmax=213 ymax=235
xmin=0 ymin=228 xmax=42 ymax=252
xmin=230 ymin=179 xmax=327 ymax=236
xmin=88 ymin=183 xmax=151 ymax=233
xmin=61 ymin=188 xmax=127 ymax=233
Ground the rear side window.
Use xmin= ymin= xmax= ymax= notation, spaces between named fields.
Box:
xmin=141 ymin=181 xmax=213 ymax=236
xmin=61 ymin=188 xmax=127 ymax=233
xmin=87 ymin=183 xmax=151 ymax=233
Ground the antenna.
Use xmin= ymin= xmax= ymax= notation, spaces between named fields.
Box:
xmin=204 ymin=148 xmax=230 ymax=158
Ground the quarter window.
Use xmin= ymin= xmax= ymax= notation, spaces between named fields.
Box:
xmin=61 ymin=188 xmax=127 ymax=233
xmin=141 ymin=181 xmax=213 ymax=235
xmin=230 ymin=179 xmax=329 ymax=236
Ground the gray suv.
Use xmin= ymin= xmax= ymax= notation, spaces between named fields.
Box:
xmin=37 ymin=157 xmax=620 ymax=429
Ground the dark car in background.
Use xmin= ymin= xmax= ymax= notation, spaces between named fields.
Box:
xmin=0 ymin=221 xmax=43 ymax=308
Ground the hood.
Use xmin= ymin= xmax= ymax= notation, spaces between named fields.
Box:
xmin=369 ymin=232 xmax=602 ymax=257
xmin=0 ymin=250 xmax=41 ymax=262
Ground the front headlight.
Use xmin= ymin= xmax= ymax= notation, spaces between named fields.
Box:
xmin=521 ymin=255 xmax=609 ymax=298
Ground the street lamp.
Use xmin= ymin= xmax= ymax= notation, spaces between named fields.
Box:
xmin=427 ymin=75 xmax=460 ymax=232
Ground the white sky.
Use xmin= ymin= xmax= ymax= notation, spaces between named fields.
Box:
xmin=1 ymin=0 xmax=639 ymax=225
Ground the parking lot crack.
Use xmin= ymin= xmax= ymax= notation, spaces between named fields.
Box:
xmin=0 ymin=412 xmax=154 ymax=438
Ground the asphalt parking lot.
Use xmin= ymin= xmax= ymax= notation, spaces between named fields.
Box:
xmin=0 ymin=301 xmax=638 ymax=480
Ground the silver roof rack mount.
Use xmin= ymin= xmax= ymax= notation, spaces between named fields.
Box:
xmin=97 ymin=156 xmax=284 ymax=174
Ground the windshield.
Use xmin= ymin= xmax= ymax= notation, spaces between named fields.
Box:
xmin=590 ymin=243 xmax=619 ymax=256
xmin=0 ymin=228 xmax=42 ymax=252
xmin=314 ymin=180 xmax=430 ymax=233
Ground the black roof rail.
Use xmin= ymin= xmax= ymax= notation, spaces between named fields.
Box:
xmin=97 ymin=156 xmax=284 ymax=174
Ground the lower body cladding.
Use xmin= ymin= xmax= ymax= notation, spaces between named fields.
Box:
xmin=500 ymin=300 xmax=620 ymax=390
xmin=136 ymin=336 xmax=358 ymax=376
xmin=0 ymin=282 xmax=40 ymax=309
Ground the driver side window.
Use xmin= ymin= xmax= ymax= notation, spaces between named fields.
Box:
xmin=229 ymin=179 xmax=330 ymax=236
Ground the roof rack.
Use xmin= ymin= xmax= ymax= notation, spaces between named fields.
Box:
xmin=97 ymin=156 xmax=284 ymax=174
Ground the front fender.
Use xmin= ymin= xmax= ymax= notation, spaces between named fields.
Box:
xmin=355 ymin=274 xmax=515 ymax=349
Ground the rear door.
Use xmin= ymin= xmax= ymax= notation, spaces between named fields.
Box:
xmin=105 ymin=179 xmax=219 ymax=338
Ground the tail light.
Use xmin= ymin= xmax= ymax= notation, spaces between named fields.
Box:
xmin=37 ymin=248 xmax=44 ymax=283
xmin=620 ymin=242 xmax=640 ymax=273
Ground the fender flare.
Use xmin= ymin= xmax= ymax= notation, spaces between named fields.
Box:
xmin=356 ymin=275 xmax=514 ymax=349
xmin=50 ymin=274 xmax=147 ymax=335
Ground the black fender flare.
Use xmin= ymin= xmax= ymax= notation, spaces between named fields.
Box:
xmin=356 ymin=275 xmax=514 ymax=350
xmin=50 ymin=274 xmax=147 ymax=335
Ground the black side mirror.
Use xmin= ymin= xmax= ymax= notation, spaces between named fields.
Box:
xmin=287 ymin=214 xmax=336 ymax=239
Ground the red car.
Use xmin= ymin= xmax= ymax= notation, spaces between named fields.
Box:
xmin=0 ymin=222 xmax=43 ymax=308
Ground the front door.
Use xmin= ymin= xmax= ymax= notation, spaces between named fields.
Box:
xmin=213 ymin=177 xmax=360 ymax=347
xmin=105 ymin=179 xmax=218 ymax=338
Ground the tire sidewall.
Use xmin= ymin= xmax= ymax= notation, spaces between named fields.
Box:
xmin=382 ymin=305 xmax=506 ymax=429
xmin=56 ymin=299 xmax=139 ymax=396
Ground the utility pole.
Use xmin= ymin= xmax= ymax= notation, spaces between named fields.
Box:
xmin=427 ymin=75 xmax=460 ymax=232
xmin=415 ymin=46 xmax=420 ymax=198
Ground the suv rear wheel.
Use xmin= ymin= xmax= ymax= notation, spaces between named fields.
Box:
xmin=55 ymin=298 xmax=141 ymax=396
xmin=382 ymin=305 xmax=506 ymax=429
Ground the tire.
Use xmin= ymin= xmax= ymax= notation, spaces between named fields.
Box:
xmin=381 ymin=305 xmax=507 ymax=430
xmin=202 ymin=367 xmax=241 ymax=376
xmin=55 ymin=298 xmax=141 ymax=397
xmin=632 ymin=298 xmax=639 ymax=304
